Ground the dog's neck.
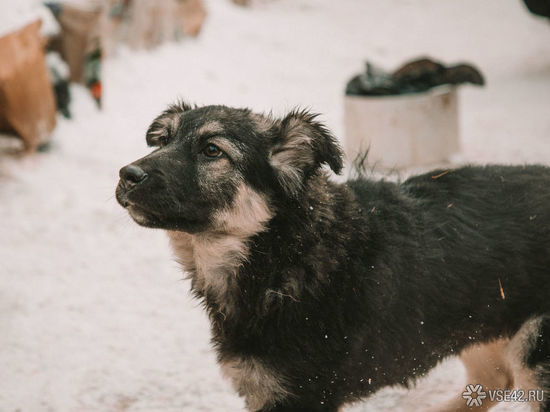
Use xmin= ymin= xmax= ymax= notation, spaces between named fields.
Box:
xmin=167 ymin=184 xmax=273 ymax=315
xmin=167 ymin=174 xmax=349 ymax=318
xmin=168 ymin=231 xmax=251 ymax=308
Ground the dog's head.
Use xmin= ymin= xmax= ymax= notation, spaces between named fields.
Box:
xmin=116 ymin=102 xmax=343 ymax=234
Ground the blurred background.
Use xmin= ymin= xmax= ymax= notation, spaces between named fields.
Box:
xmin=0 ymin=0 xmax=549 ymax=410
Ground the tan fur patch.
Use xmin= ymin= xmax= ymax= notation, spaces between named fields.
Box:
xmin=269 ymin=160 xmax=304 ymax=196
xmin=167 ymin=185 xmax=272 ymax=313
xmin=451 ymin=339 xmax=513 ymax=412
xmin=147 ymin=113 xmax=180 ymax=145
xmin=197 ymin=120 xmax=224 ymax=136
xmin=270 ymin=130 xmax=313 ymax=167
xmin=191 ymin=234 xmax=248 ymax=301
xmin=220 ymin=357 xmax=289 ymax=410
xmin=430 ymin=320 xmax=545 ymax=412
xmin=168 ymin=231 xmax=246 ymax=311
xmin=167 ymin=231 xmax=195 ymax=271
xmin=214 ymin=184 xmax=273 ymax=236
xmin=269 ymin=123 xmax=315 ymax=195
xmin=250 ymin=113 xmax=275 ymax=133
xmin=428 ymin=339 xmax=513 ymax=412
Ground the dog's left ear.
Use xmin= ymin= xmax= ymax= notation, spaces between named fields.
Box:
xmin=270 ymin=109 xmax=343 ymax=196
xmin=146 ymin=100 xmax=194 ymax=146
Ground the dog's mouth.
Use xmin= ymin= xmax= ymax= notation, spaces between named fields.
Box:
xmin=117 ymin=194 xmax=201 ymax=232
xmin=126 ymin=203 xmax=161 ymax=227
xmin=119 ymin=196 xmax=163 ymax=227
xmin=116 ymin=181 xmax=162 ymax=227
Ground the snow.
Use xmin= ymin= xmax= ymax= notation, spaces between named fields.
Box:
xmin=0 ymin=0 xmax=59 ymax=38
xmin=1 ymin=0 xmax=549 ymax=410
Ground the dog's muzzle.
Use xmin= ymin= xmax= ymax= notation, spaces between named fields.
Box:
xmin=116 ymin=164 xmax=149 ymax=208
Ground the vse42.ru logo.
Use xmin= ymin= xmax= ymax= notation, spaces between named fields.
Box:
xmin=462 ymin=384 xmax=544 ymax=406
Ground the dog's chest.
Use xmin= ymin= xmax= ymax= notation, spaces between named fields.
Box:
xmin=167 ymin=231 xmax=248 ymax=309
xmin=168 ymin=231 xmax=291 ymax=407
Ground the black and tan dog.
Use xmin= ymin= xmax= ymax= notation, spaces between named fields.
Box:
xmin=116 ymin=102 xmax=550 ymax=411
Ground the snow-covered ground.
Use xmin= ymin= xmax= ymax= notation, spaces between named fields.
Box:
xmin=1 ymin=0 xmax=549 ymax=410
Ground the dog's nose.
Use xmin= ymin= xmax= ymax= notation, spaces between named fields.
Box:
xmin=119 ymin=164 xmax=148 ymax=186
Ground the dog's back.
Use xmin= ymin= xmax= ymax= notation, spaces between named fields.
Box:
xmin=339 ymin=165 xmax=550 ymax=395
xmin=400 ymin=164 xmax=550 ymax=329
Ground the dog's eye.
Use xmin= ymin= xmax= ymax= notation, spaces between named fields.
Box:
xmin=203 ymin=144 xmax=223 ymax=158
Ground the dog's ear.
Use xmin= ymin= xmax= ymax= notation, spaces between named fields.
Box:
xmin=146 ymin=101 xmax=194 ymax=146
xmin=270 ymin=109 xmax=343 ymax=197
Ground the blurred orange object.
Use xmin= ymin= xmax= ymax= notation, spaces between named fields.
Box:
xmin=90 ymin=81 xmax=102 ymax=102
xmin=0 ymin=20 xmax=56 ymax=151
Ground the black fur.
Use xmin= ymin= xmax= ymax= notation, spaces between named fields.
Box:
xmin=117 ymin=104 xmax=550 ymax=411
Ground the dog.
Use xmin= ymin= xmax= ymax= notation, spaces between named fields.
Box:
xmin=116 ymin=102 xmax=550 ymax=411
